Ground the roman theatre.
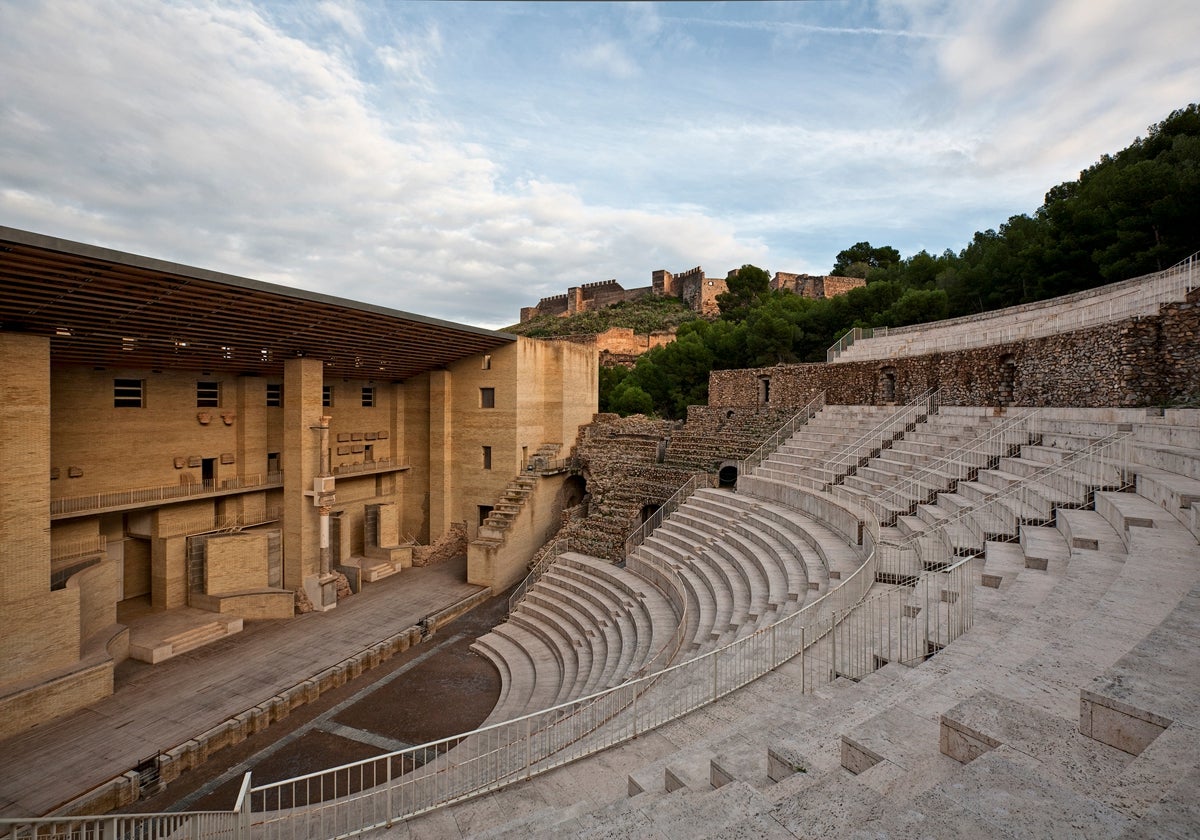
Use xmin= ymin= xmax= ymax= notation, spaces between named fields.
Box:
xmin=1 ymin=228 xmax=1198 ymax=839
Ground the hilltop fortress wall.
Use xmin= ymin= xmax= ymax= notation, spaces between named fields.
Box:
xmin=520 ymin=267 xmax=865 ymax=323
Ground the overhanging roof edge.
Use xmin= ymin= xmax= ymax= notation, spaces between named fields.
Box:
xmin=0 ymin=226 xmax=517 ymax=345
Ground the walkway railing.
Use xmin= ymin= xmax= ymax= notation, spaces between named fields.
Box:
xmin=876 ymin=430 xmax=1130 ymax=581
xmin=840 ymin=410 xmax=1038 ymax=525
xmin=157 ymin=508 xmax=284 ymax=539
xmin=50 ymin=473 xmax=283 ymax=516
xmin=827 ymin=325 xmax=888 ymax=362
xmin=49 ymin=535 xmax=108 ymax=562
xmin=737 ymin=391 xmax=826 ymax=477
xmin=3 ymin=430 xmax=986 ymax=840
xmin=332 ymin=458 xmax=403 ymax=476
xmin=623 ymin=471 xmax=717 ymax=558
xmin=0 ymin=772 xmax=253 ymax=840
xmin=816 ymin=389 xmax=939 ymax=488
xmin=506 ymin=533 xmax=579 ymax=614
xmin=827 ymin=251 xmax=1200 ymax=363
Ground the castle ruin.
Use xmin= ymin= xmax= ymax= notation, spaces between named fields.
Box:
xmin=519 ymin=267 xmax=865 ymax=323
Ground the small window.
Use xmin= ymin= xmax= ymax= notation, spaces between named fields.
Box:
xmin=482 ymin=354 xmax=492 ymax=370
xmin=482 ymin=446 xmax=492 ymax=470
xmin=196 ymin=381 xmax=220 ymax=407
xmin=266 ymin=383 xmax=283 ymax=407
xmin=114 ymin=378 xmax=143 ymax=408
xmin=323 ymin=385 xmax=333 ymax=407
xmin=362 ymin=386 xmax=375 ymax=407
xmin=480 ymin=387 xmax=495 ymax=409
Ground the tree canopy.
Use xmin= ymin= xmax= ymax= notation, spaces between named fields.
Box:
xmin=598 ymin=103 xmax=1200 ymax=419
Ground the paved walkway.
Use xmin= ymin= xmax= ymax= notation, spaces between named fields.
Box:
xmin=0 ymin=559 xmax=486 ymax=817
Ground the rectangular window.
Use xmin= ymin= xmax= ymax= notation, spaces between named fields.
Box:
xmin=266 ymin=383 xmax=283 ymax=407
xmin=482 ymin=354 xmax=492 ymax=370
xmin=196 ymin=381 xmax=220 ymax=407
xmin=361 ymin=386 xmax=375 ymax=407
xmin=482 ymin=446 xmax=492 ymax=470
xmin=114 ymin=378 xmax=143 ymax=408
xmin=480 ymin=387 xmax=495 ymax=409
xmin=323 ymin=385 xmax=333 ymax=407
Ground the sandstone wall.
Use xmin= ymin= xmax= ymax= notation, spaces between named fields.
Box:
xmin=771 ymin=273 xmax=865 ymax=300
xmin=709 ymin=292 xmax=1200 ymax=409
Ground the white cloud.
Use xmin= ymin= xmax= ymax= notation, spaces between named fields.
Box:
xmin=569 ymin=40 xmax=640 ymax=79
xmin=317 ymin=0 xmax=364 ymax=40
xmin=0 ymin=0 xmax=769 ymax=327
xmin=906 ymin=0 xmax=1200 ymax=183
xmin=2 ymin=0 xmax=1197 ymax=330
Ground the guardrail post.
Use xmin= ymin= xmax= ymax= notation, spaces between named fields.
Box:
xmin=799 ymin=626 xmax=805 ymax=693
xmin=525 ymin=716 xmax=533 ymax=780
xmin=712 ymin=654 xmax=719 ymax=701
xmin=632 ymin=687 xmax=639 ymax=737
xmin=770 ymin=624 xmax=777 ymax=670
xmin=386 ymin=755 xmax=393 ymax=827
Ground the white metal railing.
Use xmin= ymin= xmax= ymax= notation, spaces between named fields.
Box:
xmin=838 ymin=410 xmax=1038 ymax=525
xmin=156 ymin=508 xmax=284 ymax=539
xmin=244 ymin=515 xmax=887 ymax=838
xmin=811 ymin=553 xmax=978 ymax=680
xmin=50 ymin=473 xmax=283 ymax=516
xmin=237 ymin=480 xmax=981 ymax=838
xmin=623 ymin=472 xmax=718 ymax=558
xmin=6 ymin=455 xmax=982 ymax=840
xmin=0 ymin=808 xmax=249 ymax=840
xmin=827 ymin=325 xmax=889 ymax=362
xmin=738 ymin=391 xmax=826 ymax=477
xmin=827 ymin=251 xmax=1199 ymax=363
xmin=506 ymin=533 xmax=579 ymax=614
xmin=49 ymin=535 xmax=108 ymax=562
xmin=332 ymin=458 xmax=401 ymax=476
xmin=876 ymin=430 xmax=1130 ymax=580
xmin=816 ymin=389 xmax=939 ymax=488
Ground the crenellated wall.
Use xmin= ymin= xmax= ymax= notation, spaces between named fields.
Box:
xmin=522 ymin=267 xmax=863 ymax=323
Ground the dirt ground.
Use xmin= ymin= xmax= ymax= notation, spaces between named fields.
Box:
xmin=121 ymin=581 xmax=509 ymax=814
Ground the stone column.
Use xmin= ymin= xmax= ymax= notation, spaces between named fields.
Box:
xmin=0 ymin=333 xmax=80 ymax=683
xmin=282 ymin=357 xmax=322 ymax=594
xmin=0 ymin=333 xmax=51 ymax=604
xmin=427 ymin=369 xmax=454 ymax=538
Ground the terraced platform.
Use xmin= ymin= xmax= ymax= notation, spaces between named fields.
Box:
xmin=405 ymin=406 xmax=1200 ymax=839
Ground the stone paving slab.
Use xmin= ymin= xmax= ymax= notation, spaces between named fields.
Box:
xmin=0 ymin=558 xmax=485 ymax=817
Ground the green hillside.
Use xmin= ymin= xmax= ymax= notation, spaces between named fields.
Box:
xmin=505 ymin=295 xmax=702 ymax=338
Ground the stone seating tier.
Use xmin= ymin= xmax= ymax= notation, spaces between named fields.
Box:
xmin=452 ymin=430 xmax=1200 ymax=839
xmin=444 ymin=406 xmax=1200 ymax=839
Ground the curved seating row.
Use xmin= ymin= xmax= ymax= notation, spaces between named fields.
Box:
xmin=440 ymin=411 xmax=1200 ymax=840
xmin=471 ymin=552 xmax=680 ymax=724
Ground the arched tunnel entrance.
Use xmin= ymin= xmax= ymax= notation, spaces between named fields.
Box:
xmin=718 ymin=462 xmax=738 ymax=488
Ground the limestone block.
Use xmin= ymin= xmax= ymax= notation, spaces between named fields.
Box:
xmin=840 ymin=736 xmax=885 ymax=775
xmin=1080 ymin=692 xmax=1170 ymax=757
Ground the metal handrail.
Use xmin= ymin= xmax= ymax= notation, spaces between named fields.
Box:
xmin=50 ymin=473 xmax=283 ymax=516
xmin=737 ymin=391 xmax=826 ymax=477
xmin=845 ymin=410 xmax=1038 ymax=523
xmin=622 ymin=472 xmax=716 ymax=558
xmin=877 ymin=430 xmax=1131 ymax=578
xmin=827 ymin=251 xmax=1199 ymax=363
xmin=817 ymin=389 xmax=939 ymax=486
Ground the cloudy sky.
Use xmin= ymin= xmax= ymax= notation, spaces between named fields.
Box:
xmin=2 ymin=1 xmax=1198 ymax=329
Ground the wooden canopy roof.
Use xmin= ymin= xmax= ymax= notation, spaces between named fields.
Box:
xmin=0 ymin=227 xmax=513 ymax=380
